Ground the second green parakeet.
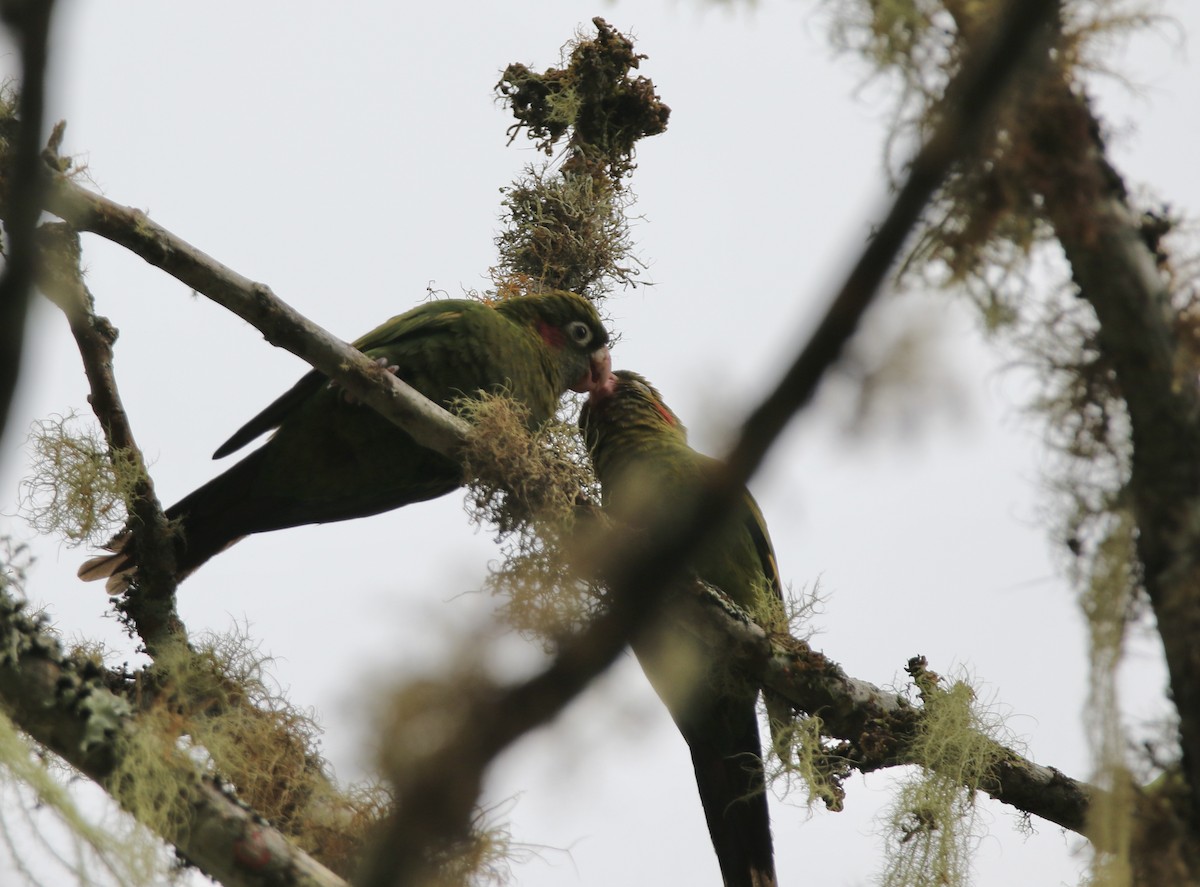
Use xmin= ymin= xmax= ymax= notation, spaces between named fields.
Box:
xmin=580 ymin=370 xmax=783 ymax=887
xmin=81 ymin=289 xmax=611 ymax=587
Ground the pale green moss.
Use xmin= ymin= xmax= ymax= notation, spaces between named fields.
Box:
xmin=494 ymin=164 xmax=639 ymax=298
xmin=878 ymin=668 xmax=1008 ymax=887
xmin=459 ymin=393 xmax=604 ymax=644
xmin=767 ymin=712 xmax=850 ymax=813
xmin=1078 ymin=512 xmax=1138 ymax=886
xmin=19 ymin=413 xmax=141 ymax=547
xmin=0 ymin=711 xmax=164 ymax=887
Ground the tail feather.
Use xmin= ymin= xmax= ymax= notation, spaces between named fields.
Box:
xmin=77 ymin=533 xmax=137 ymax=593
xmin=633 ymin=628 xmax=777 ymax=887
xmin=78 ymin=531 xmax=247 ymax=591
xmin=77 ymin=446 xmax=273 ymax=588
xmin=683 ymin=698 xmax=777 ymax=887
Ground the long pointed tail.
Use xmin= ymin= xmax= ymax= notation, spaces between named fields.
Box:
xmin=633 ymin=624 xmax=778 ymax=886
xmin=683 ymin=696 xmax=777 ymax=887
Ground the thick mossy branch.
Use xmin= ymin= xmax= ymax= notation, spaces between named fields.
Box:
xmin=0 ymin=584 xmax=349 ymax=887
xmin=128 ymin=631 xmax=386 ymax=878
xmin=1017 ymin=73 xmax=1200 ymax=874
xmin=0 ymin=711 xmax=166 ymax=887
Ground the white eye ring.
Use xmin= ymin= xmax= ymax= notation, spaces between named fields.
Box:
xmin=565 ymin=321 xmax=593 ymax=347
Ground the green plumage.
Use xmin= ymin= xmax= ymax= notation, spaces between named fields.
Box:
xmin=581 ymin=370 xmax=782 ymax=887
xmin=82 ymin=290 xmax=610 ymax=586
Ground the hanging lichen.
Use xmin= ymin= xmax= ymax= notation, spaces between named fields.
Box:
xmin=19 ymin=412 xmax=142 ymax=547
xmin=458 ymin=393 xmax=605 ymax=644
xmin=877 ymin=660 xmax=1008 ymax=887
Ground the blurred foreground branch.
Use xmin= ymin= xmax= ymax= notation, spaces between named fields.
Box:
xmin=0 ymin=0 xmax=57 ymax=439
xmin=1030 ymin=78 xmax=1200 ymax=836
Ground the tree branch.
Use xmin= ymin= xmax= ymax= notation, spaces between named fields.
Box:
xmin=0 ymin=585 xmax=348 ymax=887
xmin=671 ymin=580 xmax=1096 ymax=838
xmin=1029 ymin=78 xmax=1200 ymax=832
xmin=0 ymin=0 xmax=58 ymax=440
xmin=35 ymin=222 xmax=185 ymax=655
xmin=37 ymin=152 xmax=471 ymax=460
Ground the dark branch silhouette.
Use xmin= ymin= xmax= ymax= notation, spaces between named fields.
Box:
xmin=0 ymin=0 xmax=58 ymax=439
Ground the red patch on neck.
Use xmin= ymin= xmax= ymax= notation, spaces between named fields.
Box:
xmin=654 ymin=403 xmax=676 ymax=426
xmin=537 ymin=321 xmax=566 ymax=348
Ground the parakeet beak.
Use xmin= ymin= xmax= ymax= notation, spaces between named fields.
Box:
xmin=570 ymin=346 xmax=613 ymax=394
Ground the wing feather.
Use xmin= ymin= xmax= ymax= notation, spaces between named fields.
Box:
xmin=211 ymin=304 xmax=468 ymax=458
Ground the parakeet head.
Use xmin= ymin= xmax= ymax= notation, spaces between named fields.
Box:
xmin=579 ymin=369 xmax=688 ymax=455
xmin=496 ymin=290 xmax=612 ymax=395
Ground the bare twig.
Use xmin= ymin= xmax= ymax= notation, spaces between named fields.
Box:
xmin=35 ymin=222 xmax=185 ymax=655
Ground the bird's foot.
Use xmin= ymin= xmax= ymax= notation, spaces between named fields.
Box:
xmin=328 ymin=356 xmax=401 ymax=404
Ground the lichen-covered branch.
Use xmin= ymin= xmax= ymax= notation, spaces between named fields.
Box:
xmin=494 ymin=17 xmax=669 ymax=297
xmin=672 ymin=580 xmax=1096 ymax=838
xmin=1028 ymin=79 xmax=1200 ymax=834
xmin=0 ymin=587 xmax=348 ymax=887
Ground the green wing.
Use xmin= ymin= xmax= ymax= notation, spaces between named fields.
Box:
xmin=212 ymin=302 xmax=469 ymax=458
xmin=742 ymin=490 xmax=782 ymax=602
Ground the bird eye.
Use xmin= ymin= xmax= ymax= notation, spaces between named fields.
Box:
xmin=565 ymin=321 xmax=593 ymax=347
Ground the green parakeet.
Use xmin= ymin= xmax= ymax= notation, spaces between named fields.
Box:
xmin=580 ymin=370 xmax=783 ymax=887
xmin=81 ymin=290 xmax=611 ymax=587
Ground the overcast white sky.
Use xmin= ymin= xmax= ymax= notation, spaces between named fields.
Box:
xmin=2 ymin=2 xmax=1200 ymax=885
